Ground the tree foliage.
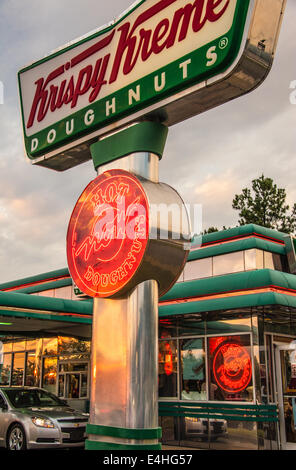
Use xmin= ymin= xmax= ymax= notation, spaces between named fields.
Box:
xmin=232 ymin=175 xmax=296 ymax=234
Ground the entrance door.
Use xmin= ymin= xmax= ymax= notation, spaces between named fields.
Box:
xmin=275 ymin=343 xmax=296 ymax=449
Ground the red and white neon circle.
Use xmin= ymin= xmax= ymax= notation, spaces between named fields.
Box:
xmin=67 ymin=169 xmax=149 ymax=298
xmin=213 ymin=342 xmax=252 ymax=394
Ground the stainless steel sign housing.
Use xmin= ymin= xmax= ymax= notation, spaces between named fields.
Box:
xmin=18 ymin=0 xmax=286 ymax=171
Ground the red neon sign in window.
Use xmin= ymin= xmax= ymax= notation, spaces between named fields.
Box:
xmin=213 ymin=341 xmax=252 ymax=394
xmin=164 ymin=343 xmax=174 ymax=376
xmin=67 ymin=169 xmax=149 ymax=298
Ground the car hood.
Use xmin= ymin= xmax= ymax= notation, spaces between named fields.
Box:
xmin=17 ymin=406 xmax=88 ymax=420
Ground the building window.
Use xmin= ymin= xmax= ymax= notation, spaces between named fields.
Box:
xmin=159 ymin=340 xmax=178 ymax=398
xmin=0 ymin=353 xmax=12 ymax=385
xmin=180 ymin=338 xmax=206 ymax=401
xmin=57 ymin=361 xmax=89 ymax=399
xmin=42 ymin=338 xmax=58 ymax=356
xmin=42 ymin=357 xmax=58 ymax=394
xmin=208 ymin=335 xmax=253 ymax=402
xmin=181 ymin=248 xmax=283 ymax=283
xmin=158 ymin=332 xmax=254 ymax=403
xmin=213 ymin=251 xmax=245 ymax=276
xmin=25 ymin=352 xmax=36 ymax=386
xmin=11 ymin=352 xmax=25 ymax=386
xmin=184 ymin=258 xmax=212 ymax=281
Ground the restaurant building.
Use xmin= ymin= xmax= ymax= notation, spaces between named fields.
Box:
xmin=1 ymin=223 xmax=296 ymax=450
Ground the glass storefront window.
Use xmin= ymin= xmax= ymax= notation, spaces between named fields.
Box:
xmin=3 ymin=342 xmax=12 ymax=353
xmin=264 ymin=251 xmax=274 ymax=270
xmin=67 ymin=374 xmax=80 ymax=398
xmin=265 ymin=335 xmax=275 ymax=402
xmin=208 ymin=335 xmax=253 ymax=402
xmin=12 ymin=340 xmax=26 ymax=352
xmin=26 ymin=339 xmax=37 ymax=351
xmin=178 ymin=317 xmax=206 ymax=336
xmin=58 ymin=337 xmax=90 ymax=355
xmin=42 ymin=357 xmax=57 ymax=394
xmin=0 ymin=353 xmax=12 ymax=385
xmin=54 ymin=286 xmax=72 ymax=299
xmin=58 ymin=375 xmax=65 ymax=397
xmin=159 ymin=340 xmax=178 ymax=398
xmin=207 ymin=317 xmax=252 ymax=336
xmin=25 ymin=352 xmax=36 ymax=386
xmin=81 ymin=373 xmax=88 ymax=398
xmin=281 ymin=349 xmax=296 ymax=396
xmin=42 ymin=338 xmax=58 ymax=356
xmin=184 ymin=258 xmax=212 ymax=281
xmin=159 ymin=320 xmax=178 ymax=339
xmin=180 ymin=338 xmax=206 ymax=401
xmin=213 ymin=251 xmax=244 ymax=276
xmin=256 ymin=250 xmax=264 ymax=269
xmin=244 ymin=249 xmax=257 ymax=271
xmin=11 ymin=352 xmax=25 ymax=386
xmin=58 ymin=361 xmax=89 ymax=399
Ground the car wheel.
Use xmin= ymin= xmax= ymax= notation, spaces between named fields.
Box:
xmin=7 ymin=424 xmax=27 ymax=450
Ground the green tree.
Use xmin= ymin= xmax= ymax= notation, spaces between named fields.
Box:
xmin=232 ymin=175 xmax=296 ymax=234
xmin=202 ymin=226 xmax=231 ymax=234
xmin=203 ymin=226 xmax=219 ymax=234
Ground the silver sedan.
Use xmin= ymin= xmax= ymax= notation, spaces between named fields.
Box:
xmin=0 ymin=387 xmax=88 ymax=450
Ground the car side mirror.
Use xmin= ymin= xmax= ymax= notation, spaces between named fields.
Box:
xmin=0 ymin=404 xmax=8 ymax=411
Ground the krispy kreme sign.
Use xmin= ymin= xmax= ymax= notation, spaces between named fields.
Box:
xmin=18 ymin=0 xmax=284 ymax=170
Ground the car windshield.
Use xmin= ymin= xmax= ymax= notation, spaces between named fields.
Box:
xmin=4 ymin=389 xmax=66 ymax=408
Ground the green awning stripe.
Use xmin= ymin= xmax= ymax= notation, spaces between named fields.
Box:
xmin=0 ymin=308 xmax=92 ymax=324
xmin=0 ymin=268 xmax=70 ymax=291
xmin=189 ymin=237 xmax=285 ymax=261
xmin=86 ymin=424 xmax=162 ymax=439
xmin=85 ymin=440 xmax=161 ymax=450
xmin=195 ymin=224 xmax=286 ymax=246
xmin=161 ymin=269 xmax=296 ymax=302
xmin=159 ymin=292 xmax=296 ymax=316
xmin=1 ymin=292 xmax=296 ymax=324
xmin=0 ymin=290 xmax=93 ymax=315
xmin=16 ymin=278 xmax=72 ymax=294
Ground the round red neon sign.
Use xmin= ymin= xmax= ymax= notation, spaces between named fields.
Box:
xmin=67 ymin=169 xmax=149 ymax=298
xmin=213 ymin=342 xmax=252 ymax=394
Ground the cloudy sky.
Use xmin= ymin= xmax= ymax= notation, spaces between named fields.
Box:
xmin=0 ymin=0 xmax=295 ymax=283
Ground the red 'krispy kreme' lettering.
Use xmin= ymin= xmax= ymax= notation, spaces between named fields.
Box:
xmin=109 ymin=0 xmax=230 ymax=82
xmin=26 ymin=0 xmax=230 ymax=129
xmin=26 ymin=33 xmax=114 ymax=129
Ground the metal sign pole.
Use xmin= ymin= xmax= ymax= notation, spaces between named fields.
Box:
xmin=65 ymin=121 xmax=190 ymax=450
xmin=87 ymin=150 xmax=161 ymax=450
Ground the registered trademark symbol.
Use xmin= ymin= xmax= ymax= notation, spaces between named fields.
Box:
xmin=219 ymin=37 xmax=229 ymax=50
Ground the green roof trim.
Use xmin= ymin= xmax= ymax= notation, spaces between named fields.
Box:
xmin=193 ymin=224 xmax=287 ymax=247
xmin=159 ymin=291 xmax=296 ymax=317
xmin=0 ymin=268 xmax=70 ymax=291
xmin=161 ymin=269 xmax=296 ymax=302
xmin=0 ymin=308 xmax=92 ymax=325
xmin=16 ymin=278 xmax=72 ymax=294
xmin=0 ymin=290 xmax=93 ymax=317
xmin=189 ymin=237 xmax=285 ymax=261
